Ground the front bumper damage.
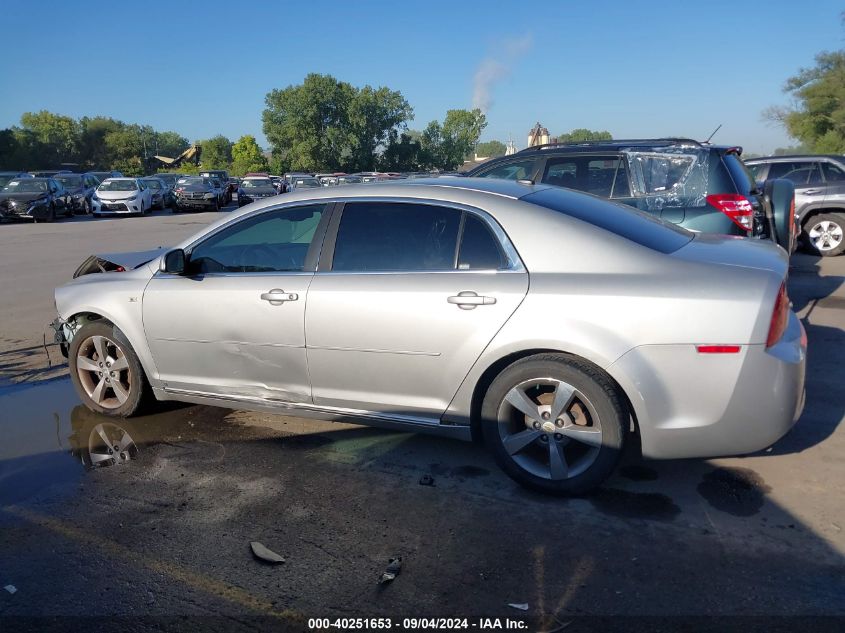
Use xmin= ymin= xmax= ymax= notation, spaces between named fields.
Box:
xmin=50 ymin=317 xmax=73 ymax=359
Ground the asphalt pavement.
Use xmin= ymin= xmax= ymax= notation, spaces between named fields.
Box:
xmin=0 ymin=210 xmax=843 ymax=630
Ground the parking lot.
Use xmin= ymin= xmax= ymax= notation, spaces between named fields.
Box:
xmin=0 ymin=210 xmax=843 ymax=629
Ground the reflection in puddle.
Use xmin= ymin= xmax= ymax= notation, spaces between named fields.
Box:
xmin=0 ymin=378 xmax=232 ymax=505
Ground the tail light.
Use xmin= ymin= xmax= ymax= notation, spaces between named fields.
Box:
xmin=706 ymin=194 xmax=754 ymax=231
xmin=766 ymin=282 xmax=789 ymax=348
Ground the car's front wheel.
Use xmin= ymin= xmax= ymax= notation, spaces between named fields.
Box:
xmin=69 ymin=321 xmax=151 ymax=417
xmin=481 ymin=354 xmax=627 ymax=495
xmin=804 ymin=213 xmax=845 ymax=257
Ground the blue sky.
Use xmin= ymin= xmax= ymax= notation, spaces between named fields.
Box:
xmin=1 ymin=0 xmax=842 ymax=154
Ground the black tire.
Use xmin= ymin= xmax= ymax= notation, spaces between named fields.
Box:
xmin=802 ymin=212 xmax=845 ymax=257
xmin=68 ymin=321 xmax=151 ymax=417
xmin=481 ymin=353 xmax=627 ymax=495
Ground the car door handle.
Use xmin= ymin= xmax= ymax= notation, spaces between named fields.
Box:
xmin=447 ymin=291 xmax=496 ymax=310
xmin=804 ymin=190 xmax=822 ymax=195
xmin=260 ymin=289 xmax=299 ymax=305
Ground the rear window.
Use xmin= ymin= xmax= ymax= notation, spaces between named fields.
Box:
xmin=522 ymin=188 xmax=693 ymax=254
xmin=723 ymin=153 xmax=758 ymax=194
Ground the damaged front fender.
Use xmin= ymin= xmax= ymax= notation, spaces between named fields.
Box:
xmin=73 ymin=248 xmax=167 ymax=278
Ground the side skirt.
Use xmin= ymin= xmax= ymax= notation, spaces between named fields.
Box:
xmin=153 ymin=386 xmax=473 ymax=441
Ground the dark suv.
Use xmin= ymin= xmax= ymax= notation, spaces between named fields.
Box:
xmin=744 ymin=155 xmax=845 ymax=256
xmin=467 ymin=139 xmax=794 ymax=252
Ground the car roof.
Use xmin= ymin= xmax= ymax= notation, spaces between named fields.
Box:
xmin=744 ymin=154 xmax=845 ymax=162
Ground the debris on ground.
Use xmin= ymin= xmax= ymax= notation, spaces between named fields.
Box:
xmin=507 ymin=602 xmax=529 ymax=610
xmin=378 ymin=557 xmax=402 ymax=584
xmin=4 ymin=585 xmax=17 ymax=595
xmin=419 ymin=474 xmax=435 ymax=486
xmin=250 ymin=541 xmax=285 ymax=564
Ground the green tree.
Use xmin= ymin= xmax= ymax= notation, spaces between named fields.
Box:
xmin=556 ymin=128 xmax=613 ymax=143
xmin=346 ymin=86 xmax=413 ymax=171
xmin=418 ymin=109 xmax=487 ymax=170
xmin=263 ymin=74 xmax=356 ymax=172
xmin=476 ymin=140 xmax=507 ymax=158
xmin=262 ymin=73 xmax=413 ymax=172
xmin=19 ymin=110 xmax=82 ymax=167
xmin=378 ymin=131 xmax=423 ymax=171
xmin=765 ymin=50 xmax=845 ymax=152
xmin=231 ymin=135 xmax=269 ymax=175
xmin=155 ymin=131 xmax=190 ymax=158
xmin=200 ymin=135 xmax=233 ymax=170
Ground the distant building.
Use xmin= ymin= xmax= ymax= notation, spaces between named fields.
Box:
xmin=527 ymin=123 xmax=551 ymax=148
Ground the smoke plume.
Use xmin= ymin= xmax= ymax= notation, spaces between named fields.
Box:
xmin=472 ymin=34 xmax=533 ymax=113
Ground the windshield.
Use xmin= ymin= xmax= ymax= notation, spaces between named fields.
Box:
xmin=241 ymin=178 xmax=273 ymax=188
xmin=295 ymin=178 xmax=320 ymax=186
xmin=3 ymin=180 xmax=48 ymax=193
xmin=0 ymin=175 xmax=18 ymax=188
xmin=158 ymin=175 xmax=178 ymax=186
xmin=143 ymin=179 xmax=163 ymax=190
xmin=98 ymin=180 xmax=138 ymax=192
xmin=177 ymin=178 xmax=207 ymax=186
xmin=55 ymin=175 xmax=83 ymax=188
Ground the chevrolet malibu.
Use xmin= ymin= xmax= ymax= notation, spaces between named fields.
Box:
xmin=52 ymin=179 xmax=806 ymax=494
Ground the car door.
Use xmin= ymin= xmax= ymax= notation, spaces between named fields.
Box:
xmin=305 ymin=200 xmax=529 ymax=418
xmin=819 ymin=160 xmax=845 ymax=209
xmin=767 ymin=160 xmax=824 ymax=214
xmin=142 ymin=202 xmax=331 ymax=402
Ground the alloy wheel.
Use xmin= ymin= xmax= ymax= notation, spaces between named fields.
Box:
xmin=496 ymin=378 xmax=602 ymax=481
xmin=75 ymin=335 xmax=132 ymax=409
xmin=808 ymin=219 xmax=843 ymax=252
xmin=87 ymin=422 xmax=137 ymax=467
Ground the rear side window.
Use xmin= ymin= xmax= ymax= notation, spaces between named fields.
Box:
xmin=332 ymin=202 xmax=461 ymax=272
xmin=822 ymin=162 xmax=845 ymax=182
xmin=458 ymin=214 xmax=505 ymax=270
xmin=540 ymin=156 xmax=629 ymax=198
xmin=476 ymin=159 xmax=537 ymax=181
xmin=522 ymin=188 xmax=693 ymax=254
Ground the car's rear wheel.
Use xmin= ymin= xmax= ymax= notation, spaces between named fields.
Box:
xmin=481 ymin=354 xmax=627 ymax=495
xmin=804 ymin=213 xmax=845 ymax=257
xmin=69 ymin=321 xmax=151 ymax=417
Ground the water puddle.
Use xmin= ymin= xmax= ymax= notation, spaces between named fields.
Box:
xmin=0 ymin=378 xmax=237 ymax=506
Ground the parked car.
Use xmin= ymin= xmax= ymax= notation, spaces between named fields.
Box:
xmin=141 ymin=177 xmax=173 ymax=210
xmin=0 ymin=177 xmax=72 ymax=222
xmin=0 ymin=171 xmax=32 ymax=188
xmin=29 ymin=170 xmax=71 ymax=178
xmin=155 ymin=173 xmax=181 ymax=190
xmin=199 ymin=170 xmax=233 ymax=204
xmin=90 ymin=171 xmax=124 ymax=183
xmin=54 ymin=173 xmax=101 ymax=214
xmin=336 ymin=175 xmax=363 ymax=185
xmin=290 ymin=176 xmax=321 ymax=189
xmin=237 ymin=176 xmax=278 ymax=207
xmin=744 ymin=155 xmax=845 ymax=256
xmin=467 ymin=139 xmax=795 ymax=252
xmin=173 ymin=176 xmax=221 ymax=212
xmin=92 ymin=178 xmax=152 ymax=217
xmin=52 ymin=179 xmax=805 ymax=494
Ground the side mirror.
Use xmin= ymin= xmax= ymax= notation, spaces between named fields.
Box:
xmin=161 ymin=248 xmax=187 ymax=274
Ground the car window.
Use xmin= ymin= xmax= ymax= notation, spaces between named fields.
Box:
xmin=189 ymin=204 xmax=326 ymax=274
xmin=746 ymin=162 xmax=767 ymax=180
xmin=542 ymin=159 xmax=578 ymax=189
xmin=332 ymin=202 xmax=461 ymax=272
xmin=822 ymin=162 xmax=845 ymax=183
xmin=627 ymin=153 xmax=696 ymax=194
xmin=477 ymin=159 xmax=537 ymax=181
xmin=458 ymin=214 xmax=505 ymax=270
xmin=768 ymin=161 xmax=809 ymax=182
xmin=523 ymin=188 xmax=693 ymax=254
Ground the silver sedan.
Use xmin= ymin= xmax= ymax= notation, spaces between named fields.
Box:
xmin=53 ymin=179 xmax=807 ymax=494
